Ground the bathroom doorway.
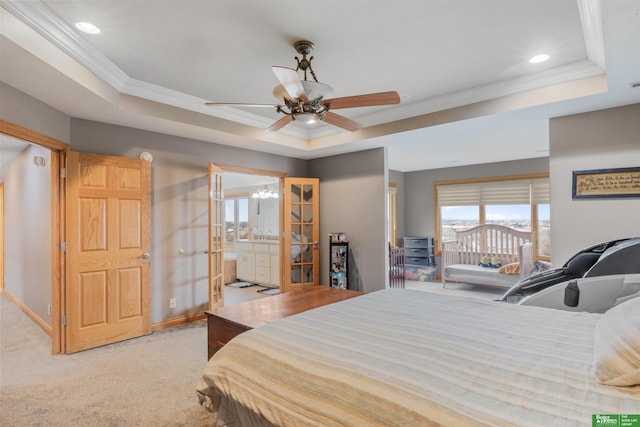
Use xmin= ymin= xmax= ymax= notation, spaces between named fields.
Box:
xmin=221 ymin=170 xmax=282 ymax=305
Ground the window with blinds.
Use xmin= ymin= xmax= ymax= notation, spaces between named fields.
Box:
xmin=437 ymin=178 xmax=549 ymax=207
xmin=435 ymin=176 xmax=550 ymax=259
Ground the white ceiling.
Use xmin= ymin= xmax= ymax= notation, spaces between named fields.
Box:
xmin=1 ymin=0 xmax=639 ymax=172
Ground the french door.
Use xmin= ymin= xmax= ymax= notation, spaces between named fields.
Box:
xmin=281 ymin=178 xmax=320 ymax=292
xmin=208 ymin=164 xmax=224 ymax=310
xmin=206 ymin=170 xmax=319 ymax=307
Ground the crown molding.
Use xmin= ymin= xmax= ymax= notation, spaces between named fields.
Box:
xmin=304 ymin=60 xmax=605 ymax=139
xmin=578 ymin=0 xmax=606 ymax=69
xmin=121 ymin=78 xmax=313 ymax=140
xmin=2 ymin=0 xmax=606 ymax=143
xmin=0 ymin=0 xmax=128 ymax=90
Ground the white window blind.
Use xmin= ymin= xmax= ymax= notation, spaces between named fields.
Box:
xmin=437 ymin=178 xmax=549 ymax=206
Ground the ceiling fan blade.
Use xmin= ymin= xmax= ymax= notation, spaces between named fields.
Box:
xmin=323 ymin=91 xmax=400 ymax=109
xmin=205 ymin=102 xmax=280 ymax=108
xmin=272 ymin=66 xmax=308 ymax=102
xmin=323 ymin=112 xmax=362 ymax=132
xmin=265 ymin=115 xmax=293 ymax=132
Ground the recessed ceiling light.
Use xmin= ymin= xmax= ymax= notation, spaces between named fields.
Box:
xmin=529 ymin=54 xmax=550 ymax=64
xmin=75 ymin=22 xmax=101 ymax=34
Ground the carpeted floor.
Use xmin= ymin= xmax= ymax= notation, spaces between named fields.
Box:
xmin=0 ymin=281 xmax=497 ymax=426
xmin=0 ymin=294 xmax=217 ymax=426
xmin=405 ymin=280 xmax=505 ymax=300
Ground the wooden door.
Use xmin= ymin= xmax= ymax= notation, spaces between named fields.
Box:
xmin=65 ymin=152 xmax=151 ymax=353
xmin=208 ymin=163 xmax=224 ymax=310
xmin=282 ymin=178 xmax=320 ymax=292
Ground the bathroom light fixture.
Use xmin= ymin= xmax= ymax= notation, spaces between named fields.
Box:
xmin=251 ymin=186 xmax=279 ymax=199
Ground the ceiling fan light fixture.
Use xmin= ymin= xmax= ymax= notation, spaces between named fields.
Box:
xmin=300 ymin=81 xmax=334 ymax=100
xmin=273 ymin=81 xmax=333 ymax=103
xmin=207 ymin=40 xmax=400 ymax=133
xmin=291 ymin=111 xmax=317 ymax=124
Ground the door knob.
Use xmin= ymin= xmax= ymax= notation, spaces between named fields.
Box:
xmin=141 ymin=252 xmax=150 ymax=259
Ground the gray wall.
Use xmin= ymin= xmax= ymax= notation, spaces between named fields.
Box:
xmin=6 ymin=75 xmax=637 ymax=326
xmin=549 ymin=103 xmax=640 ymax=266
xmin=404 ymin=157 xmax=550 ymax=238
xmin=70 ymin=119 xmax=308 ymax=323
xmin=1 ymin=145 xmax=52 ymax=324
xmin=0 ymin=82 xmax=70 ymax=143
xmin=309 ymin=148 xmax=388 ymax=293
xmin=1 ymin=83 xmax=70 ymax=327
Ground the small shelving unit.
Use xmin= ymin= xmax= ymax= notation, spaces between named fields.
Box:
xmin=329 ymin=233 xmax=348 ymax=289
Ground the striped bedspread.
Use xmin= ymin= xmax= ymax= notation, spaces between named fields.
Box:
xmin=196 ymin=289 xmax=640 ymax=426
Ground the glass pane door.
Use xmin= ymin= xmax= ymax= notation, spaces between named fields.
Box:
xmin=282 ymin=178 xmax=319 ymax=292
xmin=208 ymin=163 xmax=224 ymax=309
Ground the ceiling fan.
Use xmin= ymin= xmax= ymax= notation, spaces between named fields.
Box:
xmin=205 ymin=40 xmax=401 ymax=132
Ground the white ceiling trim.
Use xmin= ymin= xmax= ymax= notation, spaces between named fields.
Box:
xmin=0 ymin=0 xmax=128 ymax=91
xmin=578 ymin=0 xmax=606 ymax=70
xmin=123 ymin=78 xmax=277 ymax=130
xmin=2 ymin=0 xmax=608 ymax=144
xmin=341 ymin=61 xmax=605 ymax=129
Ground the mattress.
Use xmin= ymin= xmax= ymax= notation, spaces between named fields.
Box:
xmin=444 ymin=263 xmax=521 ymax=287
xmin=197 ymin=289 xmax=640 ymax=426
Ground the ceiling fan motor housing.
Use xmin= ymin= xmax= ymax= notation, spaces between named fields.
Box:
xmin=294 ymin=40 xmax=317 ymax=82
xmin=294 ymin=40 xmax=315 ymax=56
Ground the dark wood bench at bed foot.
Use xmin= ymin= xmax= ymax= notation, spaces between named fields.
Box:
xmin=206 ymin=286 xmax=362 ymax=359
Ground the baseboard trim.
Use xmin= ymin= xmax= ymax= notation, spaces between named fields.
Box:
xmin=152 ymin=311 xmax=207 ymax=331
xmin=1 ymin=289 xmax=52 ymax=336
xmin=2 ymin=287 xmax=206 ymax=334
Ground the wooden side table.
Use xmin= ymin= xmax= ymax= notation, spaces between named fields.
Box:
xmin=206 ymin=286 xmax=362 ymax=359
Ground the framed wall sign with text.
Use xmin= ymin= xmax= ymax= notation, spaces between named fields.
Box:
xmin=572 ymin=167 xmax=640 ymax=199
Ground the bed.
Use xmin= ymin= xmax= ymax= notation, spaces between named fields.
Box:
xmin=196 ymin=289 xmax=640 ymax=426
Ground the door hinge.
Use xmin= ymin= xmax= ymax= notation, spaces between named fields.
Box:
xmin=61 ymin=315 xmax=67 ymax=326
xmin=60 ymin=168 xmax=66 ymax=178
xmin=60 ymin=242 xmax=67 ymax=252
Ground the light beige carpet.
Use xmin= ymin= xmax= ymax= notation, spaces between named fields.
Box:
xmin=0 ymin=294 xmax=217 ymax=426
xmin=0 ymin=282 xmax=497 ymax=426
xmin=405 ymin=279 xmax=505 ymax=300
